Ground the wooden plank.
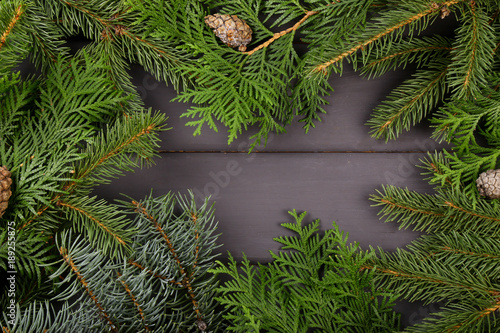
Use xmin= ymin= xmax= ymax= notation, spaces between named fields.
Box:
xmin=93 ymin=152 xmax=433 ymax=262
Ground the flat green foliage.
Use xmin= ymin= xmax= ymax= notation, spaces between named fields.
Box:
xmin=1 ymin=192 xmax=224 ymax=332
xmin=212 ymin=210 xmax=400 ymax=332
xmin=128 ymin=0 xmax=379 ymax=148
xmin=418 ymin=72 xmax=500 ymax=205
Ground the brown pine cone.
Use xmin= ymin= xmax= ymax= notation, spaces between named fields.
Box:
xmin=0 ymin=166 xmax=12 ymax=218
xmin=204 ymin=14 xmax=252 ymax=52
xmin=476 ymin=169 xmax=500 ymax=199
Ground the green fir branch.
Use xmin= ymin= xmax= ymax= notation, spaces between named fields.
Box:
xmin=361 ymin=35 xmax=453 ymax=78
xmin=448 ymin=1 xmax=496 ymax=99
xmin=0 ymin=0 xmax=28 ymax=76
xmin=367 ymin=60 xmax=450 ymax=141
xmin=371 ymin=185 xmax=500 ymax=236
xmin=56 ymin=196 xmax=134 ymax=259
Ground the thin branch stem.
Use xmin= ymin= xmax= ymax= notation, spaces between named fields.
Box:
xmin=0 ymin=4 xmax=24 ymax=51
xmin=132 ymin=200 xmax=203 ymax=321
xmin=56 ymin=201 xmax=127 ymax=245
xmin=244 ymin=10 xmax=318 ymax=56
xmin=313 ymin=0 xmax=461 ymax=74
xmin=59 ymin=247 xmax=117 ymax=332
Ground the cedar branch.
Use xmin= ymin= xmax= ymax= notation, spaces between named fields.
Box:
xmin=313 ymin=0 xmax=461 ymax=74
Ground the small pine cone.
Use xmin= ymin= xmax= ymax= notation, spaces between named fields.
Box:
xmin=196 ymin=320 xmax=207 ymax=331
xmin=0 ymin=166 xmax=12 ymax=218
xmin=440 ymin=5 xmax=450 ymax=19
xmin=476 ymin=169 xmax=500 ymax=199
xmin=204 ymin=14 xmax=252 ymax=52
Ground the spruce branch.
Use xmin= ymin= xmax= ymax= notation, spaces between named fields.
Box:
xmin=0 ymin=3 xmax=23 ymax=50
xmin=130 ymin=198 xmax=205 ymax=323
xmin=57 ymin=245 xmax=118 ymax=332
xmin=371 ymin=185 xmax=500 ymax=236
xmin=367 ymin=61 xmax=450 ymax=140
xmin=310 ymin=0 xmax=461 ymax=75
xmin=448 ymin=0 xmax=496 ymax=99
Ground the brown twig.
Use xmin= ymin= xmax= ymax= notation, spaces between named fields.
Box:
xmin=244 ymin=10 xmax=318 ymax=56
xmin=59 ymin=247 xmax=117 ymax=332
xmin=132 ymin=200 xmax=204 ymax=322
xmin=0 ymin=4 xmax=24 ymax=51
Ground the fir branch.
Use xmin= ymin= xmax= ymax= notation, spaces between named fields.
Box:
xmin=372 ymin=186 xmax=500 ymax=236
xmin=311 ymin=0 xmax=461 ymax=74
xmin=58 ymin=246 xmax=117 ymax=332
xmin=131 ymin=199 xmax=204 ymax=322
xmin=0 ymin=3 xmax=23 ymax=51
xmin=56 ymin=197 xmax=133 ymax=258
xmin=448 ymin=0 xmax=496 ymax=99
xmin=127 ymin=259 xmax=170 ymax=281
xmin=367 ymin=61 xmax=450 ymax=140
xmin=361 ymin=35 xmax=454 ymax=78
xmin=116 ymin=272 xmax=150 ymax=332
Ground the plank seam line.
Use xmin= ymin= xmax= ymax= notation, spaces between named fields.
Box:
xmin=158 ymin=150 xmax=428 ymax=154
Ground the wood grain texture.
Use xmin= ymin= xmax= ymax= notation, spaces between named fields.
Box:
xmin=94 ymin=152 xmax=434 ymax=261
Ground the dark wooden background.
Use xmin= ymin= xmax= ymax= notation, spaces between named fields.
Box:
xmin=90 ymin=64 xmax=449 ymax=327
xmin=87 ymin=18 xmax=456 ymax=328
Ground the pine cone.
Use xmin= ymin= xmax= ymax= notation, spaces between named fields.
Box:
xmin=204 ymin=14 xmax=252 ymax=52
xmin=476 ymin=169 xmax=500 ymax=199
xmin=0 ymin=166 xmax=12 ymax=218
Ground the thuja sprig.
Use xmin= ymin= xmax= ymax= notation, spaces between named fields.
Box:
xmin=211 ymin=210 xmax=400 ymax=332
